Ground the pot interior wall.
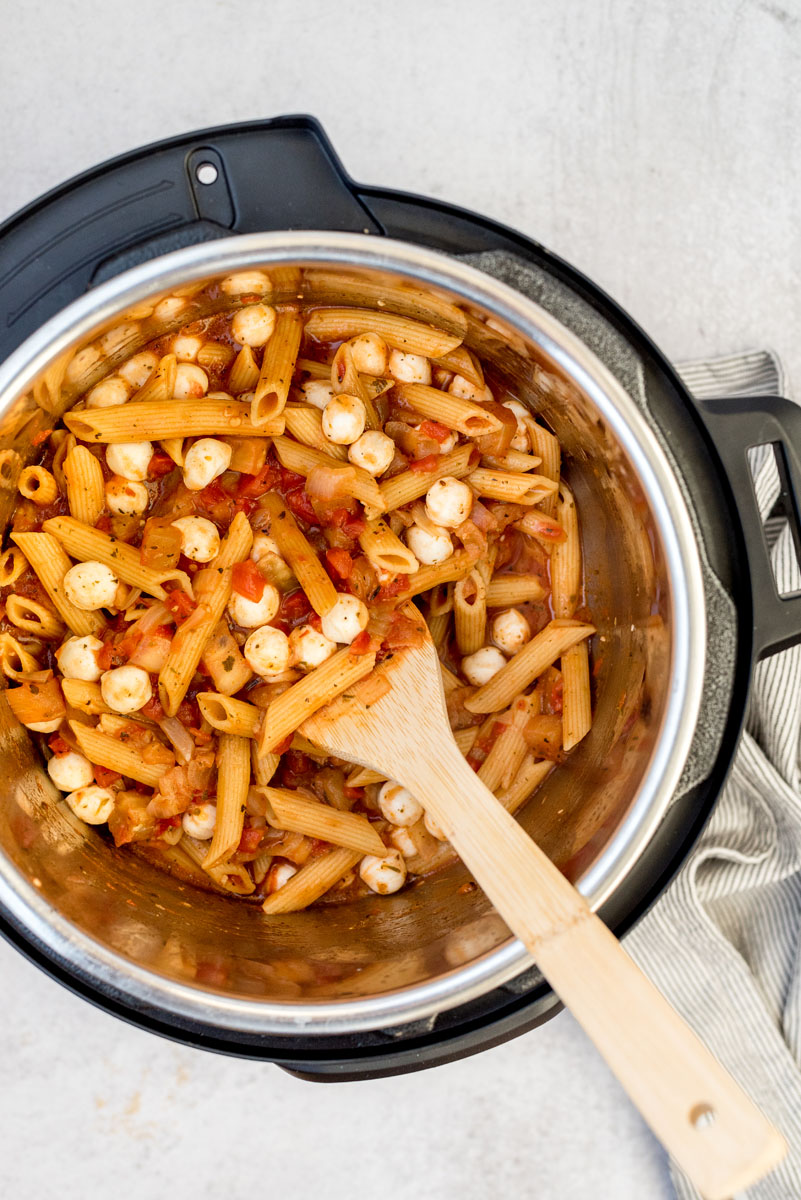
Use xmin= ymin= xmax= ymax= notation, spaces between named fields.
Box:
xmin=0 ymin=260 xmax=670 ymax=1006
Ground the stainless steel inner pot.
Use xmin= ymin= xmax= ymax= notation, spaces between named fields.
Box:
xmin=0 ymin=232 xmax=705 ymax=1035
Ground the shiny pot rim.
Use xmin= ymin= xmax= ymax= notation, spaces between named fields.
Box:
xmin=0 ymin=231 xmax=706 ymax=1035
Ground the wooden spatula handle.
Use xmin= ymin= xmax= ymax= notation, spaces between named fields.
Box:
xmin=400 ymin=743 xmax=786 ymax=1200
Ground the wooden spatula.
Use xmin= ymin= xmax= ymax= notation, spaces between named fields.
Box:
xmin=301 ymin=611 xmax=786 ymax=1200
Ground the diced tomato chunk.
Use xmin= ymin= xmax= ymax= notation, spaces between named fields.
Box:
xmin=237 ymin=461 xmax=281 ymax=498
xmin=408 ymin=453 xmax=439 ymax=473
xmin=147 ymin=450 xmax=175 ymax=477
xmin=94 ymin=764 xmax=121 ymax=788
xmin=279 ymin=466 xmax=307 ymax=491
xmin=349 ymin=630 xmax=374 ymax=655
xmin=164 ymin=589 xmax=197 ymax=623
xmin=140 ymin=693 xmax=165 ymax=722
xmin=325 ymin=548 xmax=353 ymax=580
xmin=418 ymin=420 xmax=451 ymax=443
xmin=376 ymin=574 xmax=409 ymax=600
xmin=343 ymin=785 xmax=364 ymax=801
xmin=32 ymin=428 xmax=53 ymax=446
xmin=232 ymin=559 xmax=266 ymax=601
xmin=325 ymin=507 xmax=367 ymax=538
xmin=279 ymin=589 xmax=313 ymax=626
xmin=97 ymin=641 xmax=114 ymax=671
xmin=286 ymin=486 xmax=317 ymax=525
xmin=48 ymin=734 xmax=71 ymax=756
xmin=237 ymin=827 xmax=264 ymax=854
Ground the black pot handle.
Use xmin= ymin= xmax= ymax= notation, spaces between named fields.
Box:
xmin=0 ymin=115 xmax=382 ymax=364
xmin=697 ymin=394 xmax=801 ymax=659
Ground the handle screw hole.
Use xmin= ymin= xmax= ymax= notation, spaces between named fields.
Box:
xmin=196 ymin=162 xmax=218 ymax=186
xmin=690 ymin=1103 xmax=716 ymax=1130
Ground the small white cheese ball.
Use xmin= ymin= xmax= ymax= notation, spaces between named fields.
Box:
xmin=101 ymin=665 xmax=152 ymax=714
xmin=65 ymin=345 xmax=101 ymax=384
xmin=289 ymin=624 xmax=337 ymax=671
xmin=244 ymin=625 xmax=291 ymax=677
xmin=86 ymin=376 xmax=130 ymax=408
xmin=424 ymin=476 xmax=474 ymax=528
xmin=462 ymin=646 xmax=507 ymax=686
xmin=25 ymin=717 xmax=63 ymax=734
xmin=172 ymin=334 xmax=203 ymax=362
xmin=171 ymin=516 xmax=221 ymax=563
xmin=65 ymin=784 xmax=115 ymax=825
xmin=153 ymin=296 xmax=187 ymax=323
xmin=492 ymin=608 xmax=531 ymax=655
xmin=221 ymin=270 xmax=272 ymax=296
xmin=106 ymin=441 xmax=153 ymax=482
xmin=182 ymin=438 xmax=232 ymax=491
xmin=228 ymin=582 xmax=280 ymax=628
xmin=55 ymin=635 xmax=104 ymax=681
xmin=406 ymin=523 xmax=453 ymax=566
xmin=388 ymin=349 xmax=431 ymax=385
xmin=63 ymin=561 xmax=120 ymax=611
xmin=439 ymin=431 xmax=458 ymax=454
xmin=181 ymin=802 xmax=217 ymax=840
xmin=423 ymin=810 xmax=449 ymax=842
xmin=105 ymin=476 xmax=149 ymax=516
xmin=48 ymin=751 xmax=94 ymax=792
xmin=502 ymin=400 xmax=531 ymax=451
xmin=300 ymin=380 xmax=335 ymax=410
xmin=449 ymin=374 xmax=493 ymax=403
xmin=321 ymin=594 xmax=369 ymax=644
xmin=118 ymin=350 xmax=159 ymax=389
xmin=350 ymin=332 xmax=388 ymax=376
xmin=251 ymin=533 xmax=282 ymax=563
xmin=270 ymin=861 xmax=298 ymax=891
xmin=348 ymin=430 xmax=395 ymax=477
xmin=389 ymin=826 xmax=418 ymax=859
xmin=321 ymin=394 xmax=366 ymax=445
xmin=359 ymin=848 xmax=407 ymax=895
xmin=174 ymin=362 xmax=208 ymax=399
xmin=231 ymin=303 xmax=277 ymax=347
xmin=378 ymin=782 xmax=424 ymax=827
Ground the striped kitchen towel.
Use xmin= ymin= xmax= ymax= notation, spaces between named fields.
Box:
xmin=626 ymin=349 xmax=801 ymax=1198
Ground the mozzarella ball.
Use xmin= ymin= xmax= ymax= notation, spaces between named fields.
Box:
xmin=118 ymin=350 xmax=159 ymax=389
xmin=348 ymin=430 xmax=395 ymax=476
xmin=171 ymin=516 xmax=221 ymax=563
xmin=321 ymin=594 xmax=369 ymax=644
xmin=244 ymin=625 xmax=291 ymax=677
xmin=228 ymin=582 xmax=280 ymax=628
xmin=181 ymin=802 xmax=217 ymax=840
xmin=439 ymin=431 xmax=458 ymax=454
xmin=182 ymin=438 xmax=232 ymax=491
xmin=462 ymin=646 xmax=507 ymax=686
xmin=221 ymin=270 xmax=272 ymax=296
xmin=378 ymin=782 xmax=424 ymax=828
xmin=425 ymin=476 xmax=474 ymax=528
xmin=48 ymin=751 xmax=94 ymax=792
xmin=55 ymin=635 xmax=104 ymax=681
xmin=63 ymin=561 xmax=120 ymax=611
xmin=406 ymin=523 xmax=453 ymax=566
xmin=389 ymin=826 xmax=418 ymax=859
xmin=65 ymin=785 xmax=115 ymax=825
xmin=388 ymin=349 xmax=431 ymax=385
xmin=289 ymin=624 xmax=337 ymax=671
xmin=172 ymin=334 xmax=203 ymax=362
xmin=100 ymin=665 xmax=152 ymax=714
xmin=321 ymin=394 xmax=366 ymax=445
xmin=65 ymin=345 xmax=101 ymax=384
xmin=269 ymin=861 xmax=298 ymax=891
xmin=106 ymin=441 xmax=153 ymax=482
xmin=251 ymin=533 xmax=282 ymax=563
xmin=423 ymin=810 xmax=449 ymax=842
xmin=105 ymin=476 xmax=149 ymax=516
xmin=300 ymin=380 xmax=335 ymax=410
xmin=350 ymin=332 xmax=388 ymax=376
xmin=450 ymin=374 xmax=493 ymax=403
xmin=359 ymin=849 xmax=407 ymax=895
xmin=25 ymin=717 xmax=64 ymax=734
xmin=86 ymin=376 xmax=130 ymax=408
xmin=231 ymin=303 xmax=277 ymax=347
xmin=492 ymin=608 xmax=531 ymax=655
xmin=153 ymin=296 xmax=187 ymax=323
xmin=502 ymin=400 xmax=531 ymax=451
xmin=174 ymin=363 xmax=208 ymax=399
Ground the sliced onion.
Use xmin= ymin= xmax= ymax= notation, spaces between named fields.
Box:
xmin=158 ymin=716 xmax=195 ymax=765
xmin=305 ymin=464 xmax=357 ymax=500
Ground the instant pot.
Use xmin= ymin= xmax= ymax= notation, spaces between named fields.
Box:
xmin=0 ymin=116 xmax=799 ymax=1080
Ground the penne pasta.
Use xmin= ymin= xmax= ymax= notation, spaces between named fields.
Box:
xmin=69 ymin=720 xmax=170 ymax=787
xmin=258 ymin=647 xmax=377 ymax=754
xmin=181 ymin=834 xmax=255 ymax=896
xmin=551 ymin=485 xmax=581 ymax=618
xmin=561 ymin=640 xmax=592 ymax=751
xmin=453 ymin=726 xmax=479 ymax=756
xmin=262 ymin=787 xmax=386 ymax=856
xmin=496 ymin=753 xmax=554 ymax=815
xmin=6 ymin=594 xmax=64 ymax=640
xmin=477 ymin=696 xmax=535 ymax=792
xmin=197 ymin=693 xmax=260 ymax=738
xmin=305 ymin=308 xmax=463 ymax=357
xmin=330 ymin=342 xmax=381 ymax=430
xmin=12 ymin=532 xmax=105 ymax=638
xmin=132 ymin=353 xmax=176 ymax=404
xmin=282 ymin=406 xmax=348 ymax=460
xmin=394 ymin=382 xmax=500 ymax=438
xmin=199 ymin=622 xmax=252 ymax=695
xmin=158 ymin=567 xmax=232 ymax=716
xmin=204 ymin=734 xmax=250 ymax=868
xmin=0 ymin=546 xmax=29 ymax=588
xmin=228 ymin=345 xmax=260 ymax=394
xmin=197 ymin=342 xmax=235 ymax=370
xmin=523 ymin=415 xmax=560 ymax=514
xmin=64 ymin=399 xmax=284 ymax=443
xmin=251 ymin=739 xmax=280 ymax=788
xmin=431 ymin=346 xmax=484 ymax=387
xmin=159 ymin=438 xmax=185 ymax=466
xmin=346 ymin=766 xmax=387 ymax=787
xmin=486 ymin=573 xmax=546 ymax=607
xmin=212 ymin=510 xmax=253 ymax=569
xmin=257 ymin=491 xmax=338 ymax=616
xmin=481 ymin=449 xmax=542 ymax=473
xmin=398 ymin=550 xmax=475 ymax=600
xmin=375 ymin=444 xmax=475 ymax=515
xmin=302 ymin=272 xmax=469 ymax=337
xmin=358 ymin=518 xmax=419 ymax=575
xmin=466 ymin=468 xmax=558 ymax=506
xmin=0 ymin=632 xmax=40 ymax=681
xmin=465 ymin=618 xmax=595 ymax=713
xmin=18 ymin=465 xmax=58 ymax=507
xmin=253 ymin=308 xmax=303 ymax=424
xmin=61 ymin=679 xmax=112 ymax=715
xmin=41 ymin=516 xmax=186 ymax=601
xmin=453 ymin=568 xmax=487 ymax=656
xmin=271 ymin=435 xmax=384 ymax=509
xmin=6 ymin=676 xmax=65 ymax=727
xmin=262 ymin=846 xmax=362 ymax=914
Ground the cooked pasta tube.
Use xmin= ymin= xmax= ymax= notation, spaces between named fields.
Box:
xmin=212 ymin=510 xmax=253 ymax=569
xmin=283 ymin=406 xmax=348 ymax=460
xmin=477 ymin=696 xmax=535 ymax=792
xmin=358 ymin=518 xmax=419 ymax=574
xmin=466 ymin=468 xmax=558 ymax=505
xmin=258 ymin=647 xmax=377 ymax=754
xmin=41 ymin=516 xmax=185 ymax=601
xmin=251 ymin=739 xmax=279 ymax=788
xmin=6 ymin=595 xmax=64 ymax=639
xmin=431 ymin=346 xmax=484 ymax=387
xmin=453 ymin=726 xmax=479 ymax=756
xmin=6 ymin=676 xmax=65 ymax=728
xmin=330 ymin=343 xmax=380 ymax=430
xmin=561 ymin=640 xmax=592 ymax=751
xmin=346 ymin=766 xmax=387 ymax=787
xmin=251 ymin=850 xmax=274 ymax=887
xmin=257 ymin=492 xmax=338 ymax=616
xmin=304 ymin=308 xmax=463 ymax=357
xmin=159 ymin=438 xmax=185 ymax=466
xmin=64 ymin=399 xmax=284 ymax=443
xmin=197 ymin=342 xmax=235 ymax=371
xmin=262 ymin=787 xmax=386 ymax=856
xmin=199 ymin=622 xmax=252 ymax=695
xmin=428 ymin=607 xmax=451 ymax=655
xmin=180 ymin=834 xmax=255 ymax=896
xmin=465 ymin=619 xmax=595 ymax=713
xmin=228 ymin=345 xmax=260 ymax=394
xmin=253 ymin=308 xmax=303 ymax=424
xmin=551 ymin=485 xmax=581 ymax=618
xmin=523 ymin=415 xmax=560 ymax=514
xmin=69 ymin=720 xmax=170 ymax=787
xmin=296 ymin=357 xmax=331 ymax=380
xmin=61 ymin=679 xmax=112 ymax=715
xmin=398 ymin=550 xmax=475 ymax=600
xmin=12 ymin=532 xmax=105 ymax=638
xmin=271 ymin=436 xmax=384 ymax=510
xmin=0 ymin=633 xmax=40 ymax=680
xmin=0 ymin=546 xmax=28 ymax=588
xmin=204 ymin=734 xmax=250 ymax=868
xmin=375 ymin=444 xmax=474 ymax=515
xmin=453 ymin=568 xmax=487 ymax=656
xmin=496 ymin=754 xmax=554 ymax=815
xmin=197 ymin=693 xmax=260 ymax=738
xmin=394 ymin=382 xmax=501 ymax=438
xmin=18 ymin=466 xmax=58 ymax=506
xmin=158 ymin=568 xmax=232 ymax=716
xmin=486 ymin=574 xmax=546 ymax=606
xmin=132 ymin=353 xmax=176 ymax=404
xmin=262 ymin=846 xmax=361 ymax=915
xmin=302 ymin=273 xmax=469 ymax=338
xmin=481 ymin=450 xmax=542 ymax=473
